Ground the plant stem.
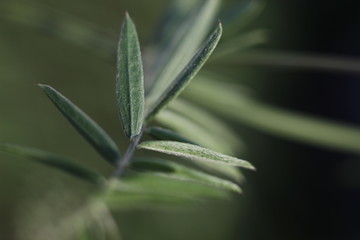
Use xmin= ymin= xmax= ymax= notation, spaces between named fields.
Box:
xmin=112 ymin=127 xmax=145 ymax=177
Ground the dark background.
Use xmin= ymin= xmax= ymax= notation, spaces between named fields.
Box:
xmin=1 ymin=0 xmax=360 ymax=239
xmin=243 ymin=1 xmax=360 ymax=240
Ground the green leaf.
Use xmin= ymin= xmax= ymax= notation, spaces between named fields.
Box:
xmin=188 ymin=161 xmax=245 ymax=184
xmin=145 ymin=0 xmax=220 ymax=94
xmin=145 ymin=22 xmax=223 ymax=120
xmin=104 ymin=173 xmax=228 ymax=210
xmin=146 ymin=127 xmax=196 ymax=145
xmin=0 ymin=144 xmax=104 ymax=185
xmin=184 ymin=74 xmax=360 ymax=154
xmin=116 ymin=13 xmax=145 ymax=139
xmin=138 ymin=141 xmax=255 ymax=170
xmin=155 ymin=109 xmax=236 ymax=154
xmin=39 ymin=84 xmax=120 ymax=164
xmin=131 ymin=158 xmax=242 ymax=193
xmin=140 ymin=136 xmax=244 ymax=183
xmin=168 ymin=99 xmax=244 ymax=154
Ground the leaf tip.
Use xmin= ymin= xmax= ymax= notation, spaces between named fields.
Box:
xmin=217 ymin=20 xmax=223 ymax=34
xmin=247 ymin=163 xmax=256 ymax=171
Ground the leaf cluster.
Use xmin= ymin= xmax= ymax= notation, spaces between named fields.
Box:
xmin=0 ymin=2 xmax=255 ymax=237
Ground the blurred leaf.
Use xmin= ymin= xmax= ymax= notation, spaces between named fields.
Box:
xmin=0 ymin=143 xmax=104 ymax=184
xmin=168 ymin=99 xmax=244 ymax=154
xmin=213 ymin=29 xmax=268 ymax=59
xmin=148 ymin=0 xmax=203 ymax=49
xmin=0 ymin=2 xmax=115 ymax=61
xmin=184 ymin=75 xmax=360 ymax=154
xmin=215 ymin=50 xmax=360 ymax=74
xmin=145 ymin=22 xmax=223 ymax=120
xmin=146 ymin=127 xmax=197 ymax=145
xmin=144 ymin=124 xmax=244 ymax=183
xmin=39 ymin=85 xmax=121 ymax=164
xmin=221 ymin=0 xmax=266 ymax=36
xmin=131 ymin=158 xmax=242 ymax=193
xmin=145 ymin=0 xmax=220 ymax=93
xmin=104 ymin=173 xmax=228 ymax=210
xmin=89 ymin=202 xmax=122 ymax=240
xmin=183 ymin=72 xmax=253 ymax=103
xmin=138 ymin=141 xmax=255 ymax=170
xmin=155 ymin=110 xmax=234 ymax=154
xmin=189 ymin=161 xmax=245 ymax=184
xmin=76 ymin=201 xmax=121 ymax=240
xmin=104 ymin=191 xmax=196 ymax=211
xmin=116 ymin=13 xmax=145 ymax=139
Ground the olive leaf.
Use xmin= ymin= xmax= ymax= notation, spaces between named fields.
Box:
xmin=138 ymin=141 xmax=255 ymax=170
xmin=116 ymin=13 xmax=145 ymax=139
xmin=39 ymin=85 xmax=120 ymax=165
xmin=145 ymin=22 xmax=223 ymax=120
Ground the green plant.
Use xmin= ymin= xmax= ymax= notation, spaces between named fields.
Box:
xmin=2 ymin=0 xmax=360 ymax=239
xmin=0 ymin=2 xmax=255 ymax=239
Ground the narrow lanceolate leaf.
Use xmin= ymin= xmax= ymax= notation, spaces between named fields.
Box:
xmin=145 ymin=22 xmax=222 ymax=121
xmin=146 ymin=127 xmax=197 ymax=145
xmin=0 ymin=144 xmax=104 ymax=184
xmin=116 ymin=13 xmax=145 ymax=139
xmin=138 ymin=141 xmax=255 ymax=170
xmin=131 ymin=158 xmax=242 ymax=193
xmin=39 ymin=85 xmax=120 ymax=164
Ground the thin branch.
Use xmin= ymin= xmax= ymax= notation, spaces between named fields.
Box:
xmin=112 ymin=127 xmax=145 ymax=177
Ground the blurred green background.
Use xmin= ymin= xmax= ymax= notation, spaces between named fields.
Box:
xmin=1 ymin=0 xmax=360 ymax=239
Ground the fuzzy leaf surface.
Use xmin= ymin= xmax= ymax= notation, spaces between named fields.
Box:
xmin=138 ymin=141 xmax=255 ymax=170
xmin=116 ymin=13 xmax=145 ymax=139
xmin=39 ymin=85 xmax=120 ymax=164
